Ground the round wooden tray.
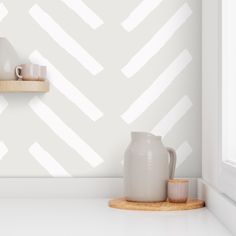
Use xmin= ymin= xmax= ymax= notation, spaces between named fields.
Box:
xmin=109 ymin=198 xmax=205 ymax=211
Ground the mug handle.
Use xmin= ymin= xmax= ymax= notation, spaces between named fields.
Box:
xmin=15 ymin=66 xmax=23 ymax=79
xmin=167 ymin=147 xmax=177 ymax=179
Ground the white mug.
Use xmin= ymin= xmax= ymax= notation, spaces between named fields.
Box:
xmin=15 ymin=64 xmax=39 ymax=81
xmin=38 ymin=66 xmax=47 ymax=81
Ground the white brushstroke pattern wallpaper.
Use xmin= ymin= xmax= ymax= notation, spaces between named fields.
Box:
xmin=0 ymin=0 xmax=201 ymax=177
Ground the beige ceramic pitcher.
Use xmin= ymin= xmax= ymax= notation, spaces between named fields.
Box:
xmin=124 ymin=132 xmax=177 ymax=202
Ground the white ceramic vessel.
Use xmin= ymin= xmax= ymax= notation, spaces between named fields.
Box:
xmin=0 ymin=38 xmax=20 ymax=80
xmin=124 ymin=132 xmax=177 ymax=202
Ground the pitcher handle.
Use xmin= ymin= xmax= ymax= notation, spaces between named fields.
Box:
xmin=167 ymin=147 xmax=176 ymax=179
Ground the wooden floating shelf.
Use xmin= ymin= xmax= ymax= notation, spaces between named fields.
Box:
xmin=0 ymin=80 xmax=49 ymax=92
xmin=109 ymin=198 xmax=205 ymax=211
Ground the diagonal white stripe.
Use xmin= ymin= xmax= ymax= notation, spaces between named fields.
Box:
xmin=29 ymin=142 xmax=71 ymax=177
xmin=121 ymin=50 xmax=192 ymax=124
xmin=29 ymin=4 xmax=103 ymax=75
xmin=0 ymin=141 xmax=8 ymax=160
xmin=61 ymin=0 xmax=103 ymax=29
xmin=122 ymin=0 xmax=163 ymax=32
xmin=176 ymin=141 xmax=192 ymax=168
xmin=122 ymin=3 xmax=192 ymax=78
xmin=29 ymin=50 xmax=103 ymax=121
xmin=152 ymin=96 xmax=192 ymax=137
xmin=29 ymin=97 xmax=103 ymax=167
xmin=0 ymin=3 xmax=7 ymax=22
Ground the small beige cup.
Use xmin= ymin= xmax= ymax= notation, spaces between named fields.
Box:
xmin=168 ymin=179 xmax=188 ymax=203
xmin=15 ymin=64 xmax=39 ymax=81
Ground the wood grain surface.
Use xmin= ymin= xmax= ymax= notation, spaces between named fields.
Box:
xmin=0 ymin=80 xmax=49 ymax=92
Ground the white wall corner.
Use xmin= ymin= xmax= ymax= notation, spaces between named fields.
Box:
xmin=198 ymin=178 xmax=236 ymax=235
xmin=202 ymin=0 xmax=221 ymax=188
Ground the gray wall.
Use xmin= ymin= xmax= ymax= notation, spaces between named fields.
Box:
xmin=0 ymin=0 xmax=201 ymax=177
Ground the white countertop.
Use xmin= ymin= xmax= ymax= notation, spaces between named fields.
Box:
xmin=0 ymin=198 xmax=232 ymax=236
